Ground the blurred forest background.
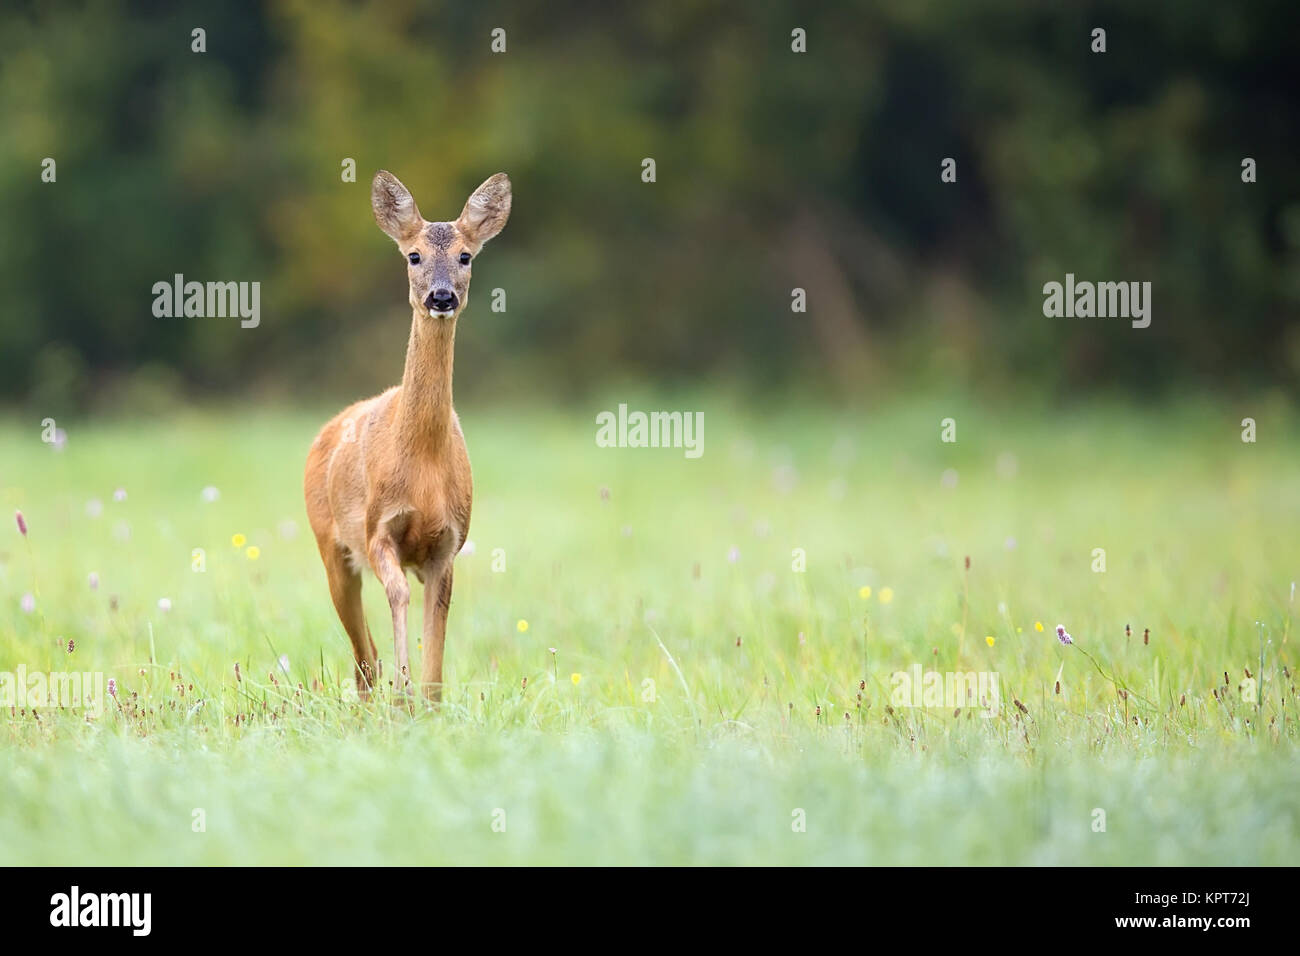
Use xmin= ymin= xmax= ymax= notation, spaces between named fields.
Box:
xmin=1 ymin=0 xmax=1297 ymax=415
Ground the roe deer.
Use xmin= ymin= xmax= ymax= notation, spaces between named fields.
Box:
xmin=304 ymin=170 xmax=511 ymax=702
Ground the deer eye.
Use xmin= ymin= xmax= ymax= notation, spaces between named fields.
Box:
xmin=407 ymin=252 xmax=421 ymax=265
xmin=459 ymin=252 xmax=471 ymax=265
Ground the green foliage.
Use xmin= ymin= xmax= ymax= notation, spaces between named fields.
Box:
xmin=1 ymin=0 xmax=1297 ymax=409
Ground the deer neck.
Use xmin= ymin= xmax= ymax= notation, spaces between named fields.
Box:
xmin=396 ymin=310 xmax=457 ymax=454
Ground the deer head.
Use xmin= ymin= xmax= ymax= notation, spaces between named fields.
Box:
xmin=371 ymin=170 xmax=512 ymax=318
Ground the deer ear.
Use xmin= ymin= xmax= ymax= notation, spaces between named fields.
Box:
xmin=457 ymin=173 xmax=511 ymax=245
xmin=372 ymin=171 xmax=423 ymax=244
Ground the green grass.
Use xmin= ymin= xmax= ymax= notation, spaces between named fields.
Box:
xmin=1 ymin=395 xmax=1298 ymax=864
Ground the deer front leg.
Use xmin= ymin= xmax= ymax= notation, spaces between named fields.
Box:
xmin=321 ymin=545 xmax=378 ymax=699
xmin=368 ymin=537 xmax=412 ymax=696
xmin=421 ymin=562 xmax=454 ymax=703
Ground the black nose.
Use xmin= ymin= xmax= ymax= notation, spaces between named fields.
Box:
xmin=425 ymin=288 xmax=457 ymax=312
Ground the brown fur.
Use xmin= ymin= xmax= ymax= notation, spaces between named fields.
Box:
xmin=304 ymin=171 xmax=511 ymax=701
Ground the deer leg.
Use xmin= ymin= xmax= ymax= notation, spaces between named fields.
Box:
xmin=323 ymin=546 xmax=378 ymax=699
xmin=369 ymin=538 xmax=412 ymax=696
xmin=421 ymin=563 xmax=454 ymax=703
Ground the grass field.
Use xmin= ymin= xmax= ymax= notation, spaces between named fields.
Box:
xmin=2 ymin=395 xmax=1298 ymax=865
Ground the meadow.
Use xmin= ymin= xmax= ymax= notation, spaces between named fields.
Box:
xmin=1 ymin=394 xmax=1297 ymax=865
